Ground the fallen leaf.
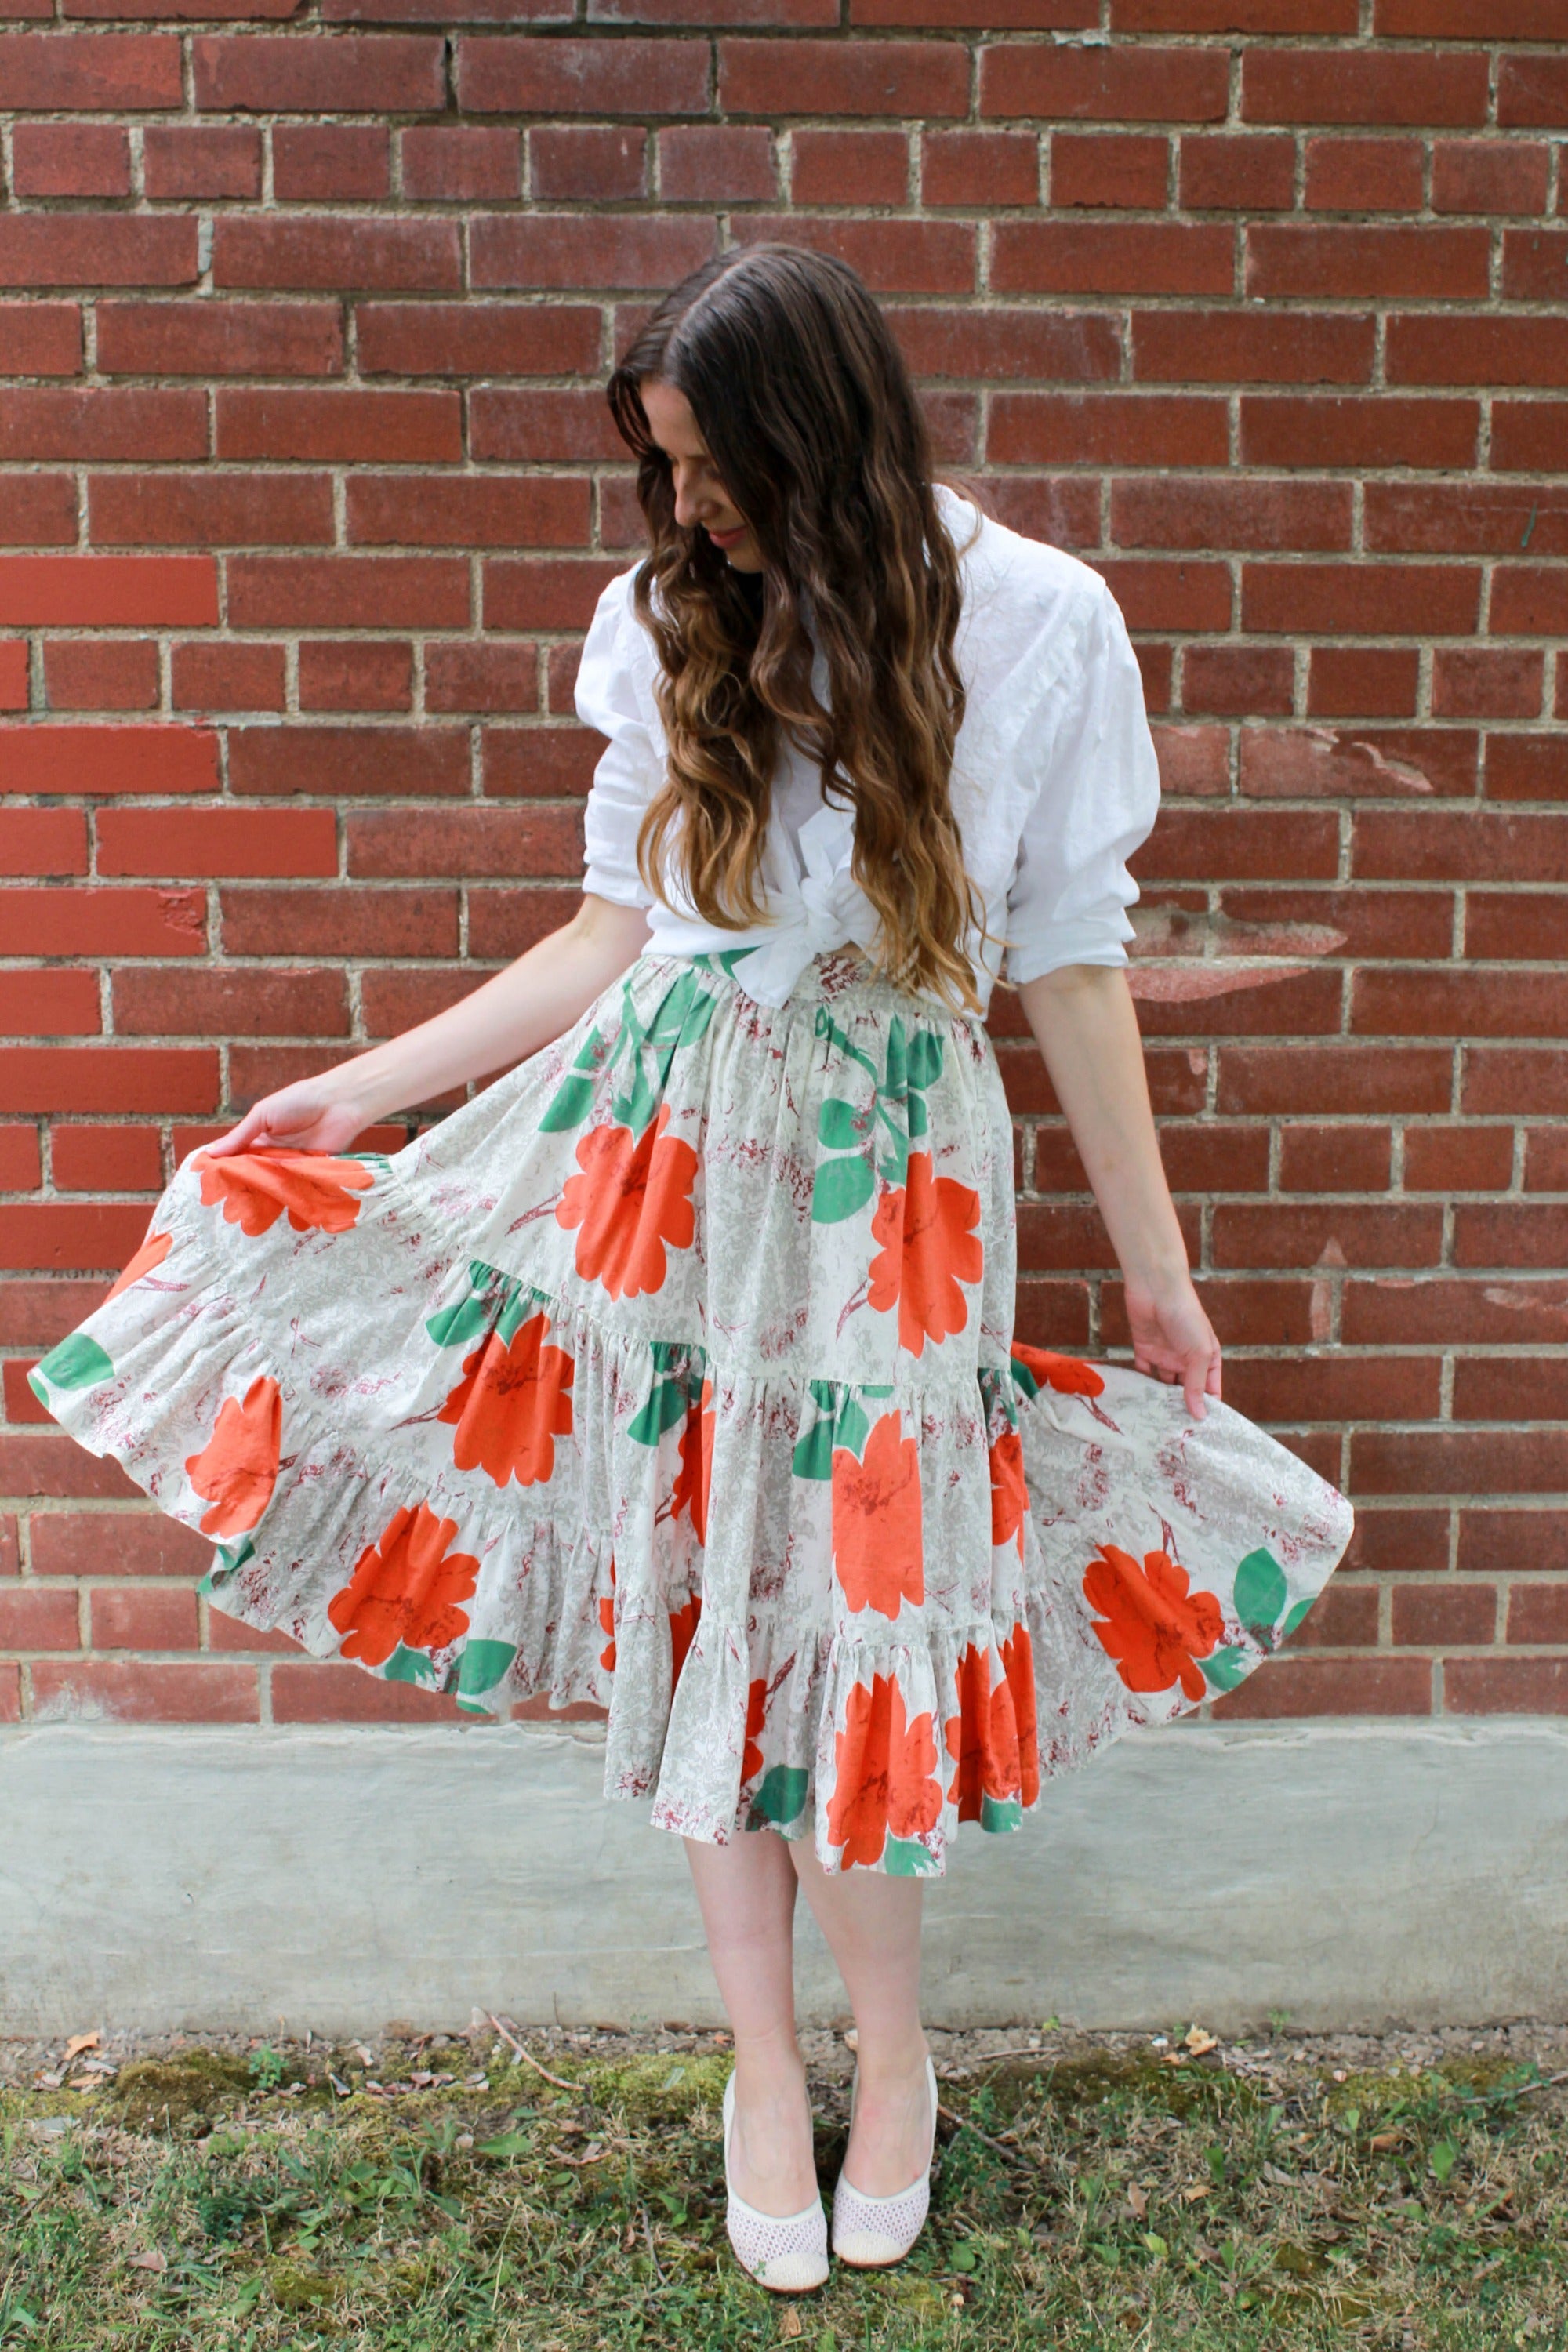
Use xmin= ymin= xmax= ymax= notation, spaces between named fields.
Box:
xmin=1183 ymin=2183 xmax=1210 ymax=2201
xmin=778 ymin=2310 xmax=804 ymax=2340
xmin=1185 ymin=2027 xmax=1219 ymax=2056
xmin=64 ymin=2032 xmax=100 ymax=2062
xmin=33 ymin=2071 xmax=64 ymax=2091
xmin=128 ymin=2251 xmax=166 ymax=2274
xmin=1370 ymin=2131 xmax=1402 ymax=2151
xmin=1127 ymin=2183 xmax=1148 ymax=2218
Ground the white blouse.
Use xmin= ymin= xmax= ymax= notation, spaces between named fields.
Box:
xmin=575 ymin=485 xmax=1161 ymax=1014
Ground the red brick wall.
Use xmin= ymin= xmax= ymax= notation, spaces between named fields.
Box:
xmin=2 ymin=4 xmax=1564 ymax=1736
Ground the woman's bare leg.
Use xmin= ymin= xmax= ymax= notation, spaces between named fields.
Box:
xmin=683 ymin=1831 xmax=820 ymax=2216
xmin=790 ymin=1844 xmax=931 ymax=2197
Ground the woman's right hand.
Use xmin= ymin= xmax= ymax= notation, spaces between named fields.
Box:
xmin=200 ymin=1075 xmax=372 ymax=1161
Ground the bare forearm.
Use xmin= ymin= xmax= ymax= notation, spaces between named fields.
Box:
xmin=332 ymin=896 xmax=651 ymax=1126
xmin=1015 ymin=963 xmax=1187 ymax=1294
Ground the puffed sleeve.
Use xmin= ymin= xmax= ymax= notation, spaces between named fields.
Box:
xmin=575 ymin=573 xmax=662 ymax=909
xmin=1003 ymin=579 xmax=1161 ymax=989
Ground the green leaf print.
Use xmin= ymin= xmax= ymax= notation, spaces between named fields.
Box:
xmin=979 ymin=1794 xmax=1023 ymax=1835
xmin=811 ymin=1153 xmax=874 ymax=1225
xmin=747 ymin=1764 xmax=809 ymax=1828
xmin=883 ymin=1016 xmax=908 ymax=1106
xmin=817 ymin=1098 xmax=863 ymax=1151
xmin=792 ymin=1384 xmax=872 ymax=1479
xmin=455 ymin=1640 xmax=517 ymax=1712
xmin=629 ymin=1341 xmax=706 ymax=1448
xmin=833 ymin=1393 xmax=870 ymax=1459
xmin=426 ymin=1262 xmax=535 ymax=1351
xmin=884 ymin=1835 xmax=940 ymax=1876
xmin=906 ymin=1030 xmax=944 ymax=1091
xmin=383 ymin=1644 xmax=438 ymax=1686
xmin=200 ymin=1535 xmax=256 ymax=1594
xmin=1279 ymin=1594 xmax=1316 ymax=1642
xmin=32 ymin=1333 xmax=112 ymax=1394
xmin=792 ymin=1415 xmax=835 ymax=1483
xmin=1232 ymin=1547 xmax=1288 ymax=1633
xmin=539 ymin=1073 xmax=597 ymax=1134
xmin=1201 ymin=1644 xmax=1250 ymax=1693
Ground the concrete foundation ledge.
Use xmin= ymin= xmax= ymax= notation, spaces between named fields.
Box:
xmin=2 ymin=1717 xmax=1565 ymax=2038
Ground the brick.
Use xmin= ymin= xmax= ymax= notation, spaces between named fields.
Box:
xmin=355 ymin=302 xmax=601 ymax=377
xmin=5 ymin=1359 xmax=49 ymax=1420
xmin=895 ymin=306 xmax=1120 ymax=383
xmin=1389 ymin=1582 xmax=1496 ymax=1647
xmin=1356 ymin=1428 xmax=1568 ymax=1495
xmin=467 ymin=388 xmax=625 ymax=462
xmin=923 ymin=129 xmax=1037 ymax=209
xmin=459 ymin=33 xmax=706 ymax=114
xmin=172 ymin=643 xmax=288 ymax=713
xmin=1436 ymin=652 xmax=1544 ymax=722
xmin=658 ymin=125 xmax=775 ymax=203
xmin=0 ymin=216 xmax=196 ymax=292
xmin=532 ymin=125 xmax=647 ymax=202
xmin=0 ymin=555 xmax=215 ymax=628
xmin=89 ymin=1585 xmax=201 ymax=1650
xmin=792 ymin=128 xmax=909 ymax=207
xmin=466 ymin=885 xmax=581 ymax=957
xmin=1112 ymin=476 xmax=1350 ymax=551
xmin=1178 ymin=132 xmax=1294 ymax=211
xmin=44 ymin=641 xmax=159 ymax=713
xmin=1149 ymin=722 xmax=1228 ymax=793
xmin=1134 ymin=806 xmax=1339 ymax=882
xmin=361 ymin=967 xmax=486 ymax=1036
xmin=274 ymin=125 xmax=390 ymax=203
xmin=212 ymin=219 xmax=461 ymax=295
xmin=0 ymin=306 xmax=80 ymax=378
xmin=853 ymin=0 xmax=1089 ymax=16
xmin=1243 ymin=562 xmax=1478 ymax=637
xmin=470 ymin=213 xmax=716 ymax=292
xmin=1280 ymin=1583 xmax=1380 ymax=1651
xmin=1526 ymin=1127 xmax=1568 ymax=1189
xmin=1306 ymin=648 xmax=1419 ymax=720
xmin=1388 ymin=318 xmax=1568 ymax=393
xmin=220 ymin=885 xmax=458 ymax=958
xmin=1485 ymin=735 xmax=1568 ymax=801
xmin=92 ymin=475 xmax=336 ymax=554
xmin=0 ymin=1284 xmax=107 ymax=1348
xmin=1508 ymin=1585 xmax=1568 ymax=1645
xmin=203 ymin=1612 xmax=300 ymax=1656
xmin=1446 ymin=1660 xmax=1568 ymax=1714
xmin=1278 ymin=1123 xmax=1392 ymax=1191
xmin=12 ymin=123 xmax=130 ymax=198
xmin=482 ymin=728 xmax=600 ymax=798
xmin=401 ymin=126 xmax=519 ymax=201
xmin=484 ymin=557 xmax=625 ymax=631
xmin=193 ymin=33 xmax=443 ymax=111
xmin=980 ymin=43 xmax=1227 ymax=122
xmin=1460 ymin=1511 xmax=1567 ymax=1577
xmin=0 ymin=1051 xmax=217 ymax=1120
xmin=0 ymin=1200 xmax=154 ymax=1268
xmin=1211 ymin=1657 xmax=1432 ymax=1719
xmin=32 ymin=1658 xmax=258 ymax=1722
xmin=1380 ymin=0 xmax=1568 ymax=27
xmin=1453 ymin=1202 xmax=1568 ymax=1269
xmin=271 ymin=1661 xmax=457 ymax=1723
xmin=1498 ymin=53 xmax=1568 ymax=128
xmin=1218 ymin=1044 xmax=1452 ymax=1114
xmin=1304 ymin=135 xmax=1422 ymax=212
xmin=143 ymin=125 xmax=261 ymax=201
xmin=1354 ymin=810 xmax=1568 ymax=883
xmin=299 ymin=641 xmax=412 ymax=713
xmin=1246 ymin=224 xmax=1490 ymax=301
xmin=990 ymin=392 xmax=1226 ymax=466
xmin=0 ymin=886 xmax=205 ymax=957
xmin=1364 ymin=482 xmax=1568 ymax=557
xmin=0 ymin=811 xmax=87 ymax=876
xmin=1241 ymin=49 xmax=1487 ymax=127
xmin=2 ymin=724 xmax=218 ymax=797
xmin=722 ymin=37 xmax=968 ymax=118
xmin=0 ymin=477 xmax=82 ymax=548
xmin=216 ymin=390 xmax=460 ymax=463
xmin=0 ymin=1433 xmax=139 ymax=1497
xmin=1131 ymin=308 xmax=1374 ymax=386
xmin=1227 ymin=1355 xmax=1439 ymax=1424
xmin=0 ymin=640 xmax=25 ymax=710
xmin=51 ymin=1124 xmax=164 ymax=1192
xmin=96 ymin=302 xmax=343 ymax=380
xmin=0 ymin=1130 xmax=40 ymax=1190
xmin=0 ymin=34 xmax=181 ymax=110
xmin=0 ymin=972 xmax=100 ymax=1036
xmin=1456 ymin=1358 xmax=1568 ymax=1426
xmin=0 ymin=1587 xmax=79 ymax=1649
xmin=1134 ymin=963 xmax=1342 ymax=1036
xmin=1092 ymin=559 xmax=1230 ymax=631
xmin=227 ymin=555 xmax=469 ymax=630
xmin=1432 ymin=139 xmax=1550 ymax=216
xmin=993 ymin=220 xmax=1232 ymax=296
xmin=1116 ymin=0 xmax=1355 ymax=20
xmin=1404 ymin=1125 xmax=1515 ymax=1191
xmin=1212 ymin=1200 xmax=1442 ymax=1267
xmin=347 ymin=805 xmax=583 ymax=880
xmin=0 ymin=389 xmax=207 ymax=463
xmin=97 ymin=807 xmax=337 ymax=880
xmin=1181 ymin=644 xmax=1294 ymax=716
xmin=1340 ymin=1510 xmax=1446 ymax=1575
xmin=1465 ymin=1051 xmax=1568 ymax=1115
xmin=0 ymin=1518 xmax=14 ymax=1576
xmin=230 ymin=724 xmax=466 ymax=797
xmin=114 ymin=966 xmax=348 ymax=1039
xmin=424 ymin=643 xmax=538 ymax=715
xmin=1051 ymin=131 xmax=1167 ymax=209
xmin=1356 ymin=969 xmax=1568 ymax=1041
xmin=1493 ymin=401 xmax=1568 ymax=475
xmin=1503 ymin=230 xmax=1568 ymax=302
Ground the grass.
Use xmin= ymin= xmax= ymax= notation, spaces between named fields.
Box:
xmin=2 ymin=2027 xmax=1566 ymax=2349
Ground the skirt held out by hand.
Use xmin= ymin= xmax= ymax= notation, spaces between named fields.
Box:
xmin=36 ymin=949 xmax=1353 ymax=1876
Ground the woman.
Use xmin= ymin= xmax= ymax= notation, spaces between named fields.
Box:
xmin=37 ymin=246 xmax=1352 ymax=2295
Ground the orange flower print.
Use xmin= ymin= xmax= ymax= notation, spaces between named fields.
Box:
xmin=1011 ymin=1342 xmax=1105 ymax=1398
xmin=437 ymin=1312 xmax=574 ymax=1490
xmin=327 ymin=1501 xmax=480 ymax=1669
xmin=555 ymin=1105 xmax=698 ymax=1301
xmin=184 ymin=1375 xmax=281 ymax=1538
xmin=989 ymin=1424 xmax=1028 ymax=1557
xmin=1000 ymin=1621 xmax=1040 ymax=1806
xmin=945 ymin=1642 xmax=1022 ymax=1822
xmin=827 ymin=1672 xmax=942 ymax=1869
xmin=194 ymin=1149 xmax=374 ymax=1239
xmin=670 ymin=1592 xmax=702 ymax=1696
xmin=832 ymin=1411 xmax=924 ymax=1621
xmin=742 ymin=1676 xmax=768 ymax=1784
xmin=598 ymin=1557 xmax=616 ymax=1673
xmin=867 ymin=1151 xmax=983 ymax=1357
xmin=107 ymin=1229 xmax=172 ymax=1301
xmin=1083 ymin=1543 xmax=1223 ymax=1702
xmin=671 ymin=1378 xmax=715 ymax=1545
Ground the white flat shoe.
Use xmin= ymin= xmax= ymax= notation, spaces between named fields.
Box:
xmin=831 ymin=2055 xmax=938 ymax=2269
xmin=721 ymin=2070 xmax=829 ymax=2294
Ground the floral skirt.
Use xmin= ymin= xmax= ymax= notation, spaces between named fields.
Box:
xmin=36 ymin=949 xmax=1353 ymax=1876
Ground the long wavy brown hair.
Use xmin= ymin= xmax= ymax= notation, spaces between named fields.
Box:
xmin=606 ymin=245 xmax=982 ymax=1009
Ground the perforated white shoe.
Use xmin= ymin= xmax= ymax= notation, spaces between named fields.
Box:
xmin=830 ymin=2055 xmax=938 ymax=2269
xmin=720 ymin=2070 xmax=829 ymax=2294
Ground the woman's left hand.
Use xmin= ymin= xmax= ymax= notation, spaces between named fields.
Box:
xmin=1123 ymin=1276 xmax=1222 ymax=1421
